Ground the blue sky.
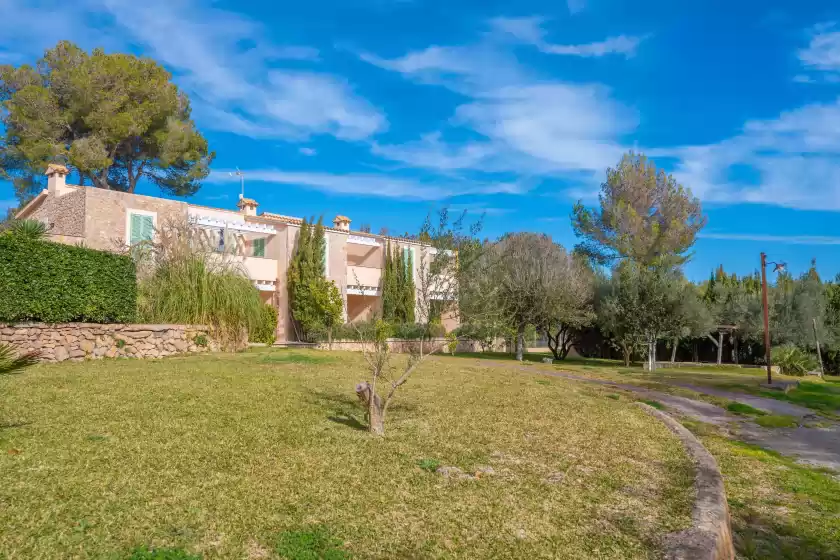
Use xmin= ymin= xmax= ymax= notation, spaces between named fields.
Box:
xmin=2 ymin=0 xmax=840 ymax=281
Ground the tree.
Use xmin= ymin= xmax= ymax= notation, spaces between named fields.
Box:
xmin=572 ymin=152 xmax=706 ymax=267
xmin=0 ymin=41 xmax=214 ymax=202
xmin=488 ymin=233 xmax=578 ymax=361
xmin=542 ymin=254 xmax=596 ymax=360
xmin=355 ymin=210 xmax=483 ymax=435
xmin=381 ymin=243 xmax=416 ymax=324
xmin=287 ymin=217 xmax=344 ymax=342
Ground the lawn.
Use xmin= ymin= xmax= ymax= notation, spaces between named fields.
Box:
xmin=0 ymin=349 xmax=694 ymax=559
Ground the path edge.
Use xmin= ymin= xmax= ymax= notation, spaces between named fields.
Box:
xmin=635 ymin=402 xmax=735 ymax=560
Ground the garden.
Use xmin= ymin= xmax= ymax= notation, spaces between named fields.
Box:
xmin=0 ymin=349 xmax=695 ymax=559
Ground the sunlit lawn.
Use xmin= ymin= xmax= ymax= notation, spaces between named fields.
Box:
xmin=0 ymin=349 xmax=693 ymax=559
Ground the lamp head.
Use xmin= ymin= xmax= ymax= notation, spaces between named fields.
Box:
xmin=773 ymin=262 xmax=786 ymax=273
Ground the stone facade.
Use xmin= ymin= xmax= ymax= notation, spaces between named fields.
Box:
xmin=0 ymin=323 xmax=219 ymax=362
xmin=27 ymin=186 xmax=87 ymax=241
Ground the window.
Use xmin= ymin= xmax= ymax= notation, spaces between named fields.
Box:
xmin=253 ymin=238 xmax=266 ymax=258
xmin=127 ymin=210 xmax=156 ymax=246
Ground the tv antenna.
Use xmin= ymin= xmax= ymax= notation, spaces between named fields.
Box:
xmin=229 ymin=168 xmax=245 ymax=199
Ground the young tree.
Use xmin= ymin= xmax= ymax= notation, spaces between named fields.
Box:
xmin=572 ymin=152 xmax=706 ymax=267
xmin=0 ymin=41 xmax=214 ymax=202
xmin=354 ymin=210 xmax=483 ymax=435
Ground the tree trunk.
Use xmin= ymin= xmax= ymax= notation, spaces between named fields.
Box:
xmin=717 ymin=331 xmax=723 ymax=365
xmin=648 ymin=340 xmax=656 ymax=372
xmin=733 ymin=336 xmax=739 ymax=365
xmin=671 ymin=338 xmax=679 ymax=362
xmin=328 ymin=327 xmax=333 ymax=350
xmin=356 ymin=381 xmax=385 ymax=436
xmin=692 ymin=340 xmax=699 ymax=363
xmin=622 ymin=343 xmax=630 ymax=367
xmin=515 ymin=324 xmax=525 ymax=361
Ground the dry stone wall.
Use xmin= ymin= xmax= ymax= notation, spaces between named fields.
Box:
xmin=0 ymin=323 xmax=218 ymax=362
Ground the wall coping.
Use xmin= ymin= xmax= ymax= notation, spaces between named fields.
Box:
xmin=1 ymin=322 xmax=210 ymax=330
xmin=635 ymin=403 xmax=734 ymax=560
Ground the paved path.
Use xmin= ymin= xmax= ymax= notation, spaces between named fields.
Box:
xmin=481 ymin=361 xmax=840 ymax=471
xmin=670 ymin=383 xmax=816 ymax=418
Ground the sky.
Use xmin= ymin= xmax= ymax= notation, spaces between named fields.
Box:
xmin=2 ymin=0 xmax=840 ymax=281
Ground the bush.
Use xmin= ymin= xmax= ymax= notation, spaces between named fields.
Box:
xmin=0 ymin=234 xmax=137 ymax=323
xmin=319 ymin=321 xmax=446 ymax=342
xmin=251 ymin=304 xmax=278 ymax=345
xmin=771 ymin=344 xmax=818 ymax=377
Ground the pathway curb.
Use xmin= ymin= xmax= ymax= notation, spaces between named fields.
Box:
xmin=635 ymin=403 xmax=735 ymax=560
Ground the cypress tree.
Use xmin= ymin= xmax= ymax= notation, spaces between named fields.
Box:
xmin=404 ymin=248 xmax=415 ymax=323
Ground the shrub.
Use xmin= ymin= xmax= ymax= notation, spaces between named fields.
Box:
xmin=771 ymin=344 xmax=818 ymax=377
xmin=0 ymin=234 xmax=137 ymax=323
xmin=320 ymin=321 xmax=446 ymax=342
xmin=193 ymin=334 xmax=208 ymax=347
xmin=250 ymin=304 xmax=278 ymax=344
xmin=136 ymin=220 xmax=262 ymax=350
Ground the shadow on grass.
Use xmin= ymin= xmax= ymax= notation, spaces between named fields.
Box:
xmin=306 ymin=389 xmax=367 ymax=432
xmin=449 ymin=351 xmax=628 ymax=368
xmin=0 ymin=420 xmax=31 ymax=429
xmin=733 ymin=508 xmax=840 ymax=560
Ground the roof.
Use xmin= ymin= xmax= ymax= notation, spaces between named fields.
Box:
xmin=333 ymin=215 xmax=351 ymax=222
xmin=238 ymin=197 xmax=259 ymax=207
xmin=258 ymin=212 xmax=429 ymax=246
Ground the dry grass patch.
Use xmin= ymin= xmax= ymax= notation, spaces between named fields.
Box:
xmin=0 ymin=349 xmax=693 ymax=559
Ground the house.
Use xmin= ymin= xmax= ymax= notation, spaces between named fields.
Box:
xmin=16 ymin=164 xmax=457 ymax=342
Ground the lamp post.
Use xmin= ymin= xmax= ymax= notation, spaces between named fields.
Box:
xmin=760 ymin=253 xmax=786 ymax=385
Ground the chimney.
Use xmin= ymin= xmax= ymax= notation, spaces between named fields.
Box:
xmin=333 ymin=215 xmax=351 ymax=232
xmin=45 ymin=164 xmax=70 ymax=197
xmin=238 ymin=197 xmax=259 ymax=217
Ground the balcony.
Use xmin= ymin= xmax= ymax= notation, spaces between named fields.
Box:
xmin=347 ymin=265 xmax=381 ymax=295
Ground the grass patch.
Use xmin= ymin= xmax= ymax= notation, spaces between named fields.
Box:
xmin=126 ymin=546 xmax=201 ymax=559
xmin=726 ymin=402 xmax=767 ymax=416
xmin=640 ymin=399 xmax=665 ymax=410
xmin=417 ymin=458 xmax=441 ymax=472
xmin=693 ymin=432 xmax=840 ymax=559
xmin=274 ymin=526 xmax=349 ymax=560
xmin=754 ymin=415 xmax=799 ymax=429
xmin=0 ymin=351 xmax=693 ymax=558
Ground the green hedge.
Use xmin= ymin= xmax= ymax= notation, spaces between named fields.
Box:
xmin=319 ymin=321 xmax=447 ymax=342
xmin=0 ymin=234 xmax=137 ymax=323
xmin=250 ymin=303 xmax=278 ymax=344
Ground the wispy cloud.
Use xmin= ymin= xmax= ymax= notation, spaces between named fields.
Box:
xmin=699 ymin=233 xmax=840 ymax=245
xmin=299 ymin=147 xmax=318 ymax=156
xmin=208 ymin=169 xmax=527 ymax=201
xmin=798 ymin=22 xmax=840 ymax=80
xmin=566 ymin=0 xmax=586 ymax=15
xmin=489 ymin=17 xmax=647 ymax=58
xmin=361 ymin=30 xmax=637 ymax=182
xmin=0 ymin=0 xmax=385 ymax=142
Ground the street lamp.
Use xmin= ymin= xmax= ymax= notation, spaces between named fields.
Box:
xmin=760 ymin=252 xmax=786 ymax=385
xmin=229 ymin=168 xmax=245 ymax=199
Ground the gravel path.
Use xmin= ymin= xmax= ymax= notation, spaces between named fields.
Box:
xmin=670 ymin=383 xmax=816 ymax=418
xmin=483 ymin=361 xmax=840 ymax=471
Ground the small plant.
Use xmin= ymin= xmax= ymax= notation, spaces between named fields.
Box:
xmin=726 ymin=402 xmax=766 ymax=416
xmin=193 ymin=334 xmax=208 ymax=347
xmin=755 ymin=415 xmax=799 ymax=429
xmin=771 ymin=344 xmax=818 ymax=377
xmin=275 ymin=526 xmax=349 ymax=560
xmin=417 ymin=458 xmax=442 ymax=472
xmin=0 ymin=343 xmax=40 ymax=375
xmin=606 ymin=394 xmax=621 ymax=400
xmin=640 ymin=399 xmax=665 ymax=410
xmin=116 ymin=339 xmax=126 ymax=349
xmin=250 ymin=303 xmax=278 ymax=345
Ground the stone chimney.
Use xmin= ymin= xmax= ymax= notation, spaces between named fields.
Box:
xmin=238 ymin=196 xmax=259 ymax=217
xmin=45 ymin=164 xmax=71 ymax=197
xmin=333 ymin=215 xmax=351 ymax=231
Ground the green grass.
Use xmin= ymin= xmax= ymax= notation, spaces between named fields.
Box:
xmin=687 ymin=427 xmax=840 ymax=559
xmin=754 ymin=415 xmax=800 ymax=429
xmin=726 ymin=402 xmax=767 ymax=416
xmin=640 ymin=399 xmax=665 ymax=410
xmin=0 ymin=350 xmax=693 ymax=559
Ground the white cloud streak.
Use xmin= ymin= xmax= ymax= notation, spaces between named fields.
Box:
xmin=798 ymin=23 xmax=840 ymax=76
xmin=208 ymin=169 xmax=527 ymax=201
xmin=489 ymin=17 xmax=646 ymax=58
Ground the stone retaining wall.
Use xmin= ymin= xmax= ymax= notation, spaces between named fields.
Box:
xmin=0 ymin=323 xmax=219 ymax=362
xmin=635 ymin=403 xmax=735 ymax=560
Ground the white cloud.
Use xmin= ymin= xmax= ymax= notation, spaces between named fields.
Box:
xmin=0 ymin=0 xmax=385 ymax=142
xmin=489 ymin=17 xmax=646 ymax=58
xmin=699 ymin=233 xmax=840 ymax=245
xmin=659 ymin=98 xmax=840 ymax=209
xmin=362 ymin=38 xmax=636 ymax=182
xmin=208 ymin=169 xmax=527 ymax=201
xmin=799 ymin=23 xmax=840 ymax=73
xmin=299 ymin=147 xmax=318 ymax=156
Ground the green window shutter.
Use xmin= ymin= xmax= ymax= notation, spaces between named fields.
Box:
xmin=140 ymin=216 xmax=154 ymax=242
xmin=129 ymin=214 xmax=142 ymax=245
xmin=254 ymin=238 xmax=266 ymax=257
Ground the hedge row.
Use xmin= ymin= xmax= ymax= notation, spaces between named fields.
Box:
xmin=0 ymin=235 xmax=137 ymax=323
xmin=319 ymin=321 xmax=447 ymax=342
